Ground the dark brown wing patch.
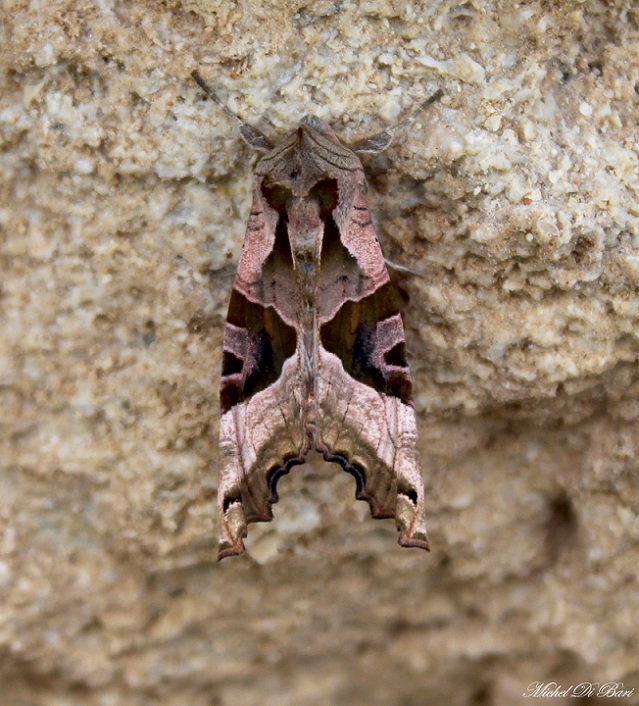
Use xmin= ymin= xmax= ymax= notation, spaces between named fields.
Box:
xmin=319 ymin=282 xmax=412 ymax=404
xmin=221 ymin=291 xmax=297 ymax=413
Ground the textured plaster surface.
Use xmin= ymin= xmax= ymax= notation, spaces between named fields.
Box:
xmin=1 ymin=1 xmax=639 ymax=705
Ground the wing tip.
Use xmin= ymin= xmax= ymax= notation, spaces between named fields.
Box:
xmin=217 ymin=540 xmax=246 ymax=561
xmin=398 ymin=532 xmax=431 ymax=552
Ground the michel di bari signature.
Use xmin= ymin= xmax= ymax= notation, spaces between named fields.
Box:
xmin=524 ymin=681 xmax=635 ymax=698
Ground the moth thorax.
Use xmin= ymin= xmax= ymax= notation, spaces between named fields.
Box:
xmin=288 ymin=197 xmax=322 ymax=256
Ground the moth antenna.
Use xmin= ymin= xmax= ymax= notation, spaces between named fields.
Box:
xmin=191 ymin=70 xmax=273 ymax=152
xmin=351 ymin=88 xmax=444 ymax=154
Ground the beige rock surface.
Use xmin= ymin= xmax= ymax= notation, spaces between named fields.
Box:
xmin=1 ymin=1 xmax=639 ymax=705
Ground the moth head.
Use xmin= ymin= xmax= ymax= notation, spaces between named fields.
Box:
xmin=299 ymin=114 xmax=337 ymax=136
xmin=295 ymin=115 xmax=392 ymax=155
xmin=296 ymin=115 xmax=349 ymax=153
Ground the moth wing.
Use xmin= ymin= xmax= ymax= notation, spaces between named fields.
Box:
xmin=217 ymin=187 xmax=306 ymax=560
xmin=316 ymin=195 xmax=429 ymax=550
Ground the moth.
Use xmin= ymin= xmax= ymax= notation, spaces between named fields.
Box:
xmin=192 ymin=71 xmax=441 ymax=560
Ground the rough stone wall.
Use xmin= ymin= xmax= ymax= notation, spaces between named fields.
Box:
xmin=1 ymin=1 xmax=638 ymax=705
